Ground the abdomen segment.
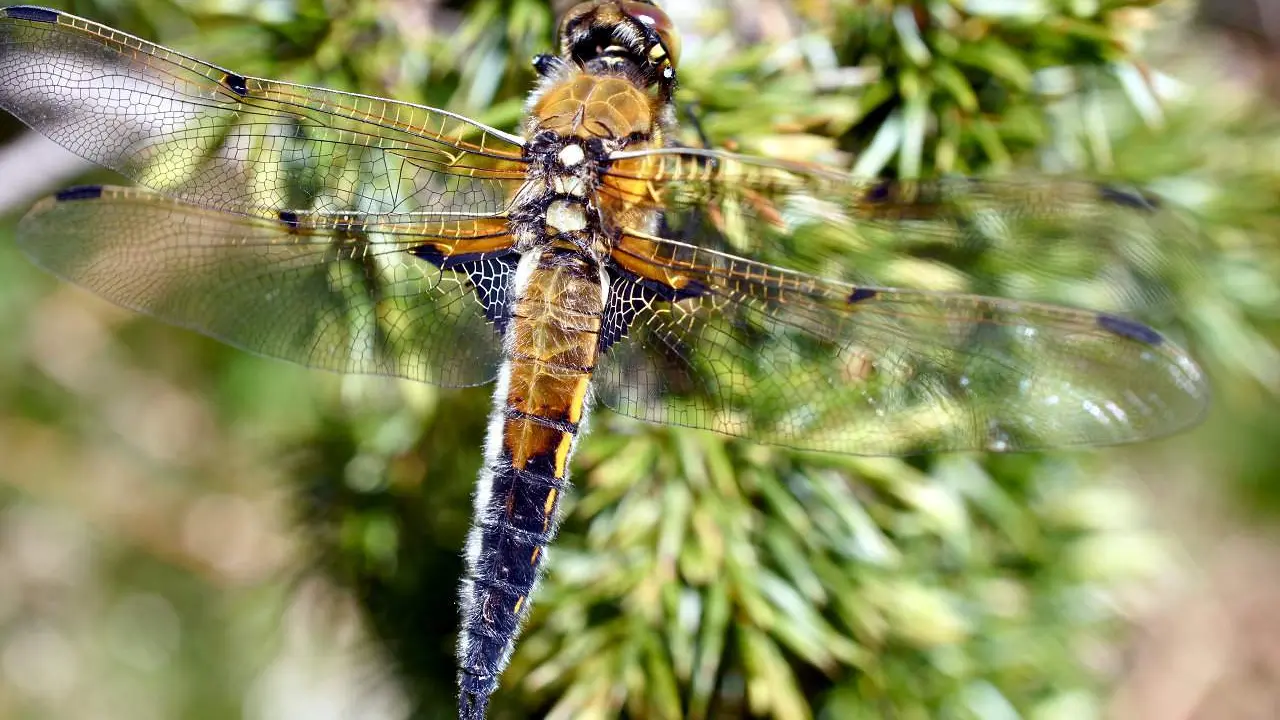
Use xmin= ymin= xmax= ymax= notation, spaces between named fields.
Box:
xmin=457 ymin=248 xmax=605 ymax=717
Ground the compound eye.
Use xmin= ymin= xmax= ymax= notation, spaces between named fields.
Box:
xmin=622 ymin=1 xmax=682 ymax=69
xmin=558 ymin=2 xmax=598 ymax=46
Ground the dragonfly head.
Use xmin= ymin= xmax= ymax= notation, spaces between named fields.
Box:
xmin=559 ymin=1 xmax=681 ymax=96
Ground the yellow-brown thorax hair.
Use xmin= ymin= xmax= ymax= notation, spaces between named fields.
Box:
xmin=532 ymin=71 xmax=656 ymax=141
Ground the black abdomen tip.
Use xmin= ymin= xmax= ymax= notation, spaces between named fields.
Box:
xmin=4 ymin=6 xmax=59 ymax=23
xmin=54 ymin=185 xmax=104 ymax=202
xmin=1097 ymin=313 xmax=1163 ymax=346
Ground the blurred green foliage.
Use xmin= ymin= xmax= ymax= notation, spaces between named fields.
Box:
xmin=1 ymin=1 xmax=1279 ymax=720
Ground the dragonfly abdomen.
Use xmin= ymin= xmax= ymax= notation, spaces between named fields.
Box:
xmin=458 ymin=247 xmax=606 ymax=716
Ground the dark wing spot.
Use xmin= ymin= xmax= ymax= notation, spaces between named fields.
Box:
xmin=600 ymin=270 xmax=648 ymax=354
xmin=4 ymin=6 xmax=59 ymax=23
xmin=670 ymin=278 xmax=707 ymax=301
xmin=413 ymin=246 xmax=518 ymax=335
xmin=223 ymin=72 xmax=249 ymax=97
xmin=1099 ymin=184 xmax=1160 ymax=211
xmin=410 ymin=244 xmax=449 ymax=266
xmin=864 ymin=179 xmax=893 ymax=203
xmin=600 ymin=268 xmax=707 ymax=355
xmin=1097 ymin=313 xmax=1163 ymax=346
xmin=848 ymin=287 xmax=878 ymax=303
xmin=635 ymin=275 xmax=704 ymax=302
xmin=54 ymin=185 xmax=103 ymax=202
xmin=412 ymin=244 xmax=514 ymax=271
xmin=277 ymin=210 xmax=300 ymax=229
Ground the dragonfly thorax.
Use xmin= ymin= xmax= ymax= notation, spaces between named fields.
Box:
xmin=530 ymin=71 xmax=655 ymax=141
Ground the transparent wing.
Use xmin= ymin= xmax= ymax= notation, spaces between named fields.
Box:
xmin=0 ymin=6 xmax=528 ymax=217
xmin=18 ymin=185 xmax=519 ymax=387
xmin=595 ymin=232 xmax=1208 ymax=455
xmin=602 ymin=148 xmax=1194 ymax=313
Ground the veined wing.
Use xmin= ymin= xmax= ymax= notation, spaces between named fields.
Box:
xmin=601 ymin=148 xmax=1193 ymax=312
xmin=0 ymin=6 xmax=528 ymax=217
xmin=19 ymin=185 xmax=518 ymax=387
xmin=596 ymin=231 xmax=1208 ymax=455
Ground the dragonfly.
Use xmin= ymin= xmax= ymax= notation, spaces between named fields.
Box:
xmin=0 ymin=2 xmax=1208 ymax=717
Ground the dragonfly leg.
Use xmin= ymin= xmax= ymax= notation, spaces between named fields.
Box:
xmin=532 ymin=53 xmax=565 ymax=77
xmin=681 ymin=99 xmax=713 ymax=149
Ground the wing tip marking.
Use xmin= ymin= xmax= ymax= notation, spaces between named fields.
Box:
xmin=1099 ymin=184 xmax=1161 ymax=211
xmin=54 ymin=185 xmax=104 ymax=202
xmin=4 ymin=6 xmax=59 ymax=23
xmin=864 ymin=179 xmax=893 ymax=203
xmin=1097 ymin=313 xmax=1163 ymax=346
xmin=848 ymin=287 xmax=878 ymax=304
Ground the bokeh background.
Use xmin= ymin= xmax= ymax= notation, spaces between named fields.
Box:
xmin=1 ymin=0 xmax=1280 ymax=718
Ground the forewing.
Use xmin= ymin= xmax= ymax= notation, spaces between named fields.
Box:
xmin=18 ymin=186 xmax=517 ymax=387
xmin=602 ymin=148 xmax=1194 ymax=313
xmin=595 ymin=232 xmax=1208 ymax=454
xmin=0 ymin=6 xmax=527 ymax=217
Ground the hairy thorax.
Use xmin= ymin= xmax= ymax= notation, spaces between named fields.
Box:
xmin=513 ymin=66 xmax=669 ymax=258
xmin=531 ymin=70 xmax=654 ymax=140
